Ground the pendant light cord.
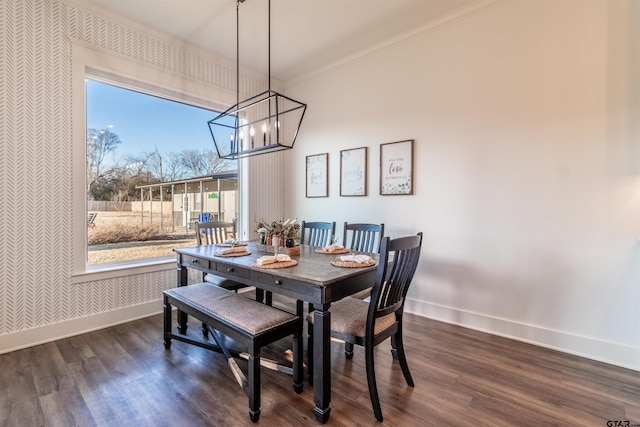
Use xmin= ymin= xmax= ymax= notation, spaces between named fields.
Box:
xmin=236 ymin=0 xmax=240 ymax=112
xmin=268 ymin=0 xmax=271 ymax=92
xmin=236 ymin=0 xmax=271 ymax=96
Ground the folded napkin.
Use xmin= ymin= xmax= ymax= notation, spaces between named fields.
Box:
xmin=218 ymin=246 xmax=247 ymax=255
xmin=322 ymin=243 xmax=344 ymax=252
xmin=224 ymin=238 xmax=239 ymax=245
xmin=256 ymin=254 xmax=291 ymax=266
xmin=339 ymin=254 xmax=372 ymax=264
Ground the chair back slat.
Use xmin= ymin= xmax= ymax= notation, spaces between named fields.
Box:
xmin=343 ymin=222 xmax=384 ymax=253
xmin=196 ymin=221 xmax=236 ymax=245
xmin=368 ymin=233 xmax=423 ymax=325
xmin=300 ymin=221 xmax=336 ymax=247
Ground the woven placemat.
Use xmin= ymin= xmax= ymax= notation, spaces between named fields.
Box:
xmin=215 ymin=251 xmax=252 ymax=257
xmin=253 ymin=260 xmax=298 ymax=269
xmin=330 ymin=259 xmax=376 ymax=268
xmin=315 ymin=248 xmax=350 ymax=254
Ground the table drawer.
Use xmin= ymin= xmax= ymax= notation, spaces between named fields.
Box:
xmin=215 ymin=263 xmax=250 ymax=280
xmin=250 ymin=271 xmax=304 ymax=294
xmin=182 ymin=255 xmax=209 ymax=270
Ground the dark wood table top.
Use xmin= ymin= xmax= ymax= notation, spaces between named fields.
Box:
xmin=174 ymin=242 xmax=379 ymax=303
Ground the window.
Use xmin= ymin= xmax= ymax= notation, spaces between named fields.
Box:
xmin=85 ymin=79 xmax=237 ymax=266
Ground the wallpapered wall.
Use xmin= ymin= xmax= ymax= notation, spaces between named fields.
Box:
xmin=0 ymin=0 xmax=277 ymax=347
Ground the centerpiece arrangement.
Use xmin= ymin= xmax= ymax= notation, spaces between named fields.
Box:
xmin=256 ymin=218 xmax=301 ymax=255
xmin=255 ymin=221 xmax=272 ymax=245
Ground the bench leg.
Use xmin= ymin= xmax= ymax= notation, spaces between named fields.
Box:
xmin=177 ymin=266 xmax=188 ymax=334
xmin=248 ymin=350 xmax=261 ymax=422
xmin=163 ymin=296 xmax=172 ymax=349
xmin=202 ymin=321 xmax=209 ymax=338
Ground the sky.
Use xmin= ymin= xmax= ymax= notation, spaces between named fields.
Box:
xmin=86 ymin=79 xmax=221 ymax=167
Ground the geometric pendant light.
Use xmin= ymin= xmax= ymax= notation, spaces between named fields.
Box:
xmin=208 ymin=0 xmax=307 ymax=160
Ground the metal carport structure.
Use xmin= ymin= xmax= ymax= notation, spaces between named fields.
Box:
xmin=135 ymin=171 xmax=238 ymax=232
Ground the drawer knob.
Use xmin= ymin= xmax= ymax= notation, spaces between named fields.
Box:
xmin=191 ymin=259 xmax=198 ymax=264
xmin=274 ymin=280 xmax=282 ymax=286
xmin=227 ymin=267 xmax=234 ymax=273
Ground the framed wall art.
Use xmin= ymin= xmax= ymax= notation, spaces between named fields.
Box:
xmin=380 ymin=139 xmax=414 ymax=195
xmin=340 ymin=147 xmax=367 ymax=196
xmin=306 ymin=153 xmax=329 ymax=198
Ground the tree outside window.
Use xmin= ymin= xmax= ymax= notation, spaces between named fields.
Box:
xmin=86 ymin=79 xmax=237 ymax=265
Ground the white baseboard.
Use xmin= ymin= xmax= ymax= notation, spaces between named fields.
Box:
xmin=0 ymin=300 xmax=163 ymax=355
xmin=405 ymin=298 xmax=640 ymax=372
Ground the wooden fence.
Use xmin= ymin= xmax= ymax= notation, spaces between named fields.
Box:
xmin=88 ymin=201 xmax=132 ymax=212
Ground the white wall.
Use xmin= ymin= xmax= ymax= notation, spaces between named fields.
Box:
xmin=284 ymin=0 xmax=640 ymax=370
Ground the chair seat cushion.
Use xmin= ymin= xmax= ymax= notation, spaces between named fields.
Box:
xmin=165 ymin=283 xmax=297 ymax=335
xmin=307 ymin=297 xmax=395 ymax=339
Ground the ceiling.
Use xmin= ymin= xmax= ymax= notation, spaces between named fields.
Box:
xmin=73 ymin=0 xmax=484 ymax=83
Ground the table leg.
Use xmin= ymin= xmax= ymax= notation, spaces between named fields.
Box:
xmin=307 ymin=303 xmax=314 ymax=385
xmin=313 ymin=304 xmax=331 ymax=423
xmin=177 ymin=263 xmax=189 ymax=334
xmin=255 ymin=288 xmax=265 ymax=303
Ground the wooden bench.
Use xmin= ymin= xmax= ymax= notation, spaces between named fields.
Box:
xmin=163 ymin=283 xmax=303 ymax=422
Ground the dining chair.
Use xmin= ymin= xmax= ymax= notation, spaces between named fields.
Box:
xmin=342 ymin=222 xmax=384 ymax=253
xmin=299 ymin=221 xmax=336 ymax=247
xmin=341 ymin=222 xmax=385 ymax=356
xmin=196 ymin=220 xmax=236 ymax=246
xmin=307 ymin=232 xmax=423 ymax=422
xmin=196 ymin=221 xmax=247 ymax=292
xmin=300 ymin=221 xmax=336 ymax=336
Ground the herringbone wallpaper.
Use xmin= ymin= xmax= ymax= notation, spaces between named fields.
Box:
xmin=0 ymin=0 xmax=272 ymax=340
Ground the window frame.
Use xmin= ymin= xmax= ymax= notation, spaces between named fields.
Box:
xmin=71 ymin=44 xmax=242 ymax=282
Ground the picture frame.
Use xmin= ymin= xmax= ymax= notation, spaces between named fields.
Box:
xmin=380 ymin=139 xmax=414 ymax=195
xmin=306 ymin=153 xmax=329 ymax=198
xmin=340 ymin=147 xmax=367 ymax=196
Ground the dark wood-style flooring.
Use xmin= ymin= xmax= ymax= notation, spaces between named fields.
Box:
xmin=1 ymin=299 xmax=638 ymax=426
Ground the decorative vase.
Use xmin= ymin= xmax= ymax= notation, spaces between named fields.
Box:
xmin=259 ymin=233 xmax=266 ymax=244
xmin=285 ymin=237 xmax=295 ymax=248
xmin=272 ymin=235 xmax=281 ymax=247
xmin=266 ymin=234 xmax=272 ymax=245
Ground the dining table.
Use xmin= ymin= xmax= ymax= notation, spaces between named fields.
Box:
xmin=173 ymin=241 xmax=379 ymax=423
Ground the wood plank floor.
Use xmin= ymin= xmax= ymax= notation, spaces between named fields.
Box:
xmin=1 ymin=306 xmax=638 ymax=426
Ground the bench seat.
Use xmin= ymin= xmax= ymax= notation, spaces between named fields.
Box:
xmin=163 ymin=283 xmax=303 ymax=422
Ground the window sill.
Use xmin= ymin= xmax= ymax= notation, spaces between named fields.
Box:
xmin=71 ymin=256 xmax=176 ymax=284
